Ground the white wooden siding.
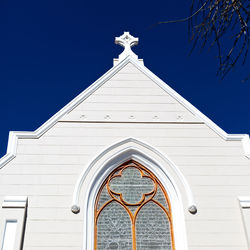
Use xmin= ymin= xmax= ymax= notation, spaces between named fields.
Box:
xmin=59 ymin=63 xmax=201 ymax=123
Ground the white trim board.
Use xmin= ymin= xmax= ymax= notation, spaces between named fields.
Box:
xmin=0 ymin=55 xmax=249 ymax=169
xmin=239 ymin=197 xmax=250 ymax=209
xmin=239 ymin=197 xmax=250 ymax=249
xmin=2 ymin=196 xmax=28 ymax=209
xmin=0 ymin=196 xmax=28 ymax=250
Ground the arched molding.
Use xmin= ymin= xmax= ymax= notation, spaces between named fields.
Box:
xmin=72 ymin=138 xmax=197 ymax=214
xmin=72 ymin=137 xmax=195 ymax=250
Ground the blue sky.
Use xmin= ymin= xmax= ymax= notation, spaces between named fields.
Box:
xmin=0 ymin=0 xmax=249 ymax=157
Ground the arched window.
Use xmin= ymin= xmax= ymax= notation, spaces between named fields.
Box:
xmin=94 ymin=160 xmax=175 ymax=250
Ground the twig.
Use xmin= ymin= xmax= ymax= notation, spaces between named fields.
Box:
xmin=158 ymin=1 xmax=208 ymax=24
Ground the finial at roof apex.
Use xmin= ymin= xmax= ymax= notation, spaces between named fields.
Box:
xmin=115 ymin=32 xmax=139 ymax=62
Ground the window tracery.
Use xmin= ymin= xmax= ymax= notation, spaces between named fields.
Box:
xmin=94 ymin=160 xmax=175 ymax=250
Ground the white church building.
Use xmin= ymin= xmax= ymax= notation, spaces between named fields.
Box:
xmin=0 ymin=32 xmax=250 ymax=250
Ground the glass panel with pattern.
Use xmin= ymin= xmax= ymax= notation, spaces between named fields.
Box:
xmin=94 ymin=160 xmax=175 ymax=250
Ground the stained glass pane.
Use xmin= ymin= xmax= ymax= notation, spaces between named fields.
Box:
xmin=127 ymin=205 xmax=139 ymax=214
xmin=154 ymin=186 xmax=169 ymax=212
xmin=97 ymin=201 xmax=132 ymax=249
xmin=136 ymin=201 xmax=172 ymax=250
xmin=97 ymin=185 xmax=111 ymax=211
xmin=109 ymin=167 xmax=154 ymax=204
xmin=95 ymin=161 xmax=174 ymax=250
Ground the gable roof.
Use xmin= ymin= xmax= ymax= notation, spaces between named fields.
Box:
xmin=0 ymin=55 xmax=249 ymax=169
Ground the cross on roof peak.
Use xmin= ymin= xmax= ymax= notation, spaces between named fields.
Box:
xmin=115 ymin=32 xmax=138 ymax=49
xmin=115 ymin=32 xmax=139 ymax=61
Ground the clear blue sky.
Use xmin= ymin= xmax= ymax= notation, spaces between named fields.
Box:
xmin=0 ymin=0 xmax=249 ymax=157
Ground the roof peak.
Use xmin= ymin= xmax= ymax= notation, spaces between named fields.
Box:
xmin=115 ymin=32 xmax=139 ymax=62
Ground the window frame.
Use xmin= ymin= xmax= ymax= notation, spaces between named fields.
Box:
xmin=94 ymin=160 xmax=176 ymax=250
xmin=0 ymin=196 xmax=28 ymax=250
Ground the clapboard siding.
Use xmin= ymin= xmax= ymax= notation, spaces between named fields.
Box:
xmin=192 ymin=185 xmax=250 ymax=195
xmin=25 ymin=248 xmax=81 ymax=250
xmin=190 ymin=248 xmax=246 ymax=250
xmin=59 ymin=63 xmax=201 ymax=123
xmin=18 ymin=135 xmax=241 ymax=147
xmin=187 ymin=232 xmax=245 ymax=245
xmin=73 ymin=102 xmax=188 ymax=111
xmin=76 ymin=94 xmax=175 ymax=104
xmin=42 ymin=124 xmax=218 ymax=137
xmin=0 ymin=184 xmax=74 ymax=196
xmin=93 ymin=87 xmax=168 ymax=96
xmin=0 ymin=164 xmax=82 ymax=175
xmin=61 ymin=110 xmax=198 ymax=122
xmin=110 ymin=72 xmax=150 ymax=81
xmin=24 ymin=233 xmax=82 ymax=247
xmin=15 ymin=144 xmax=243 ymax=156
xmin=28 ymin=207 xmax=82 ymax=221
xmin=26 ymin=220 xmax=84 ymax=233
xmin=186 ymin=207 xmax=242 ymax=221
xmin=0 ymin=175 xmax=77 ymax=185
xmin=99 ymin=80 xmax=156 ymax=88
xmin=117 ymin=63 xmax=146 ymax=74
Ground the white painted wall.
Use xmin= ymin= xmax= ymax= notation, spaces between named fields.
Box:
xmin=0 ymin=60 xmax=249 ymax=250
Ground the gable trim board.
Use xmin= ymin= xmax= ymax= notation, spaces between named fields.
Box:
xmin=0 ymin=55 xmax=249 ymax=169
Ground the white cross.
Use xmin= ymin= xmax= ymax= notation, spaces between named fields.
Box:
xmin=115 ymin=32 xmax=139 ymax=61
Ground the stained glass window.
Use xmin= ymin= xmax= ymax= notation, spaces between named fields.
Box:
xmin=94 ymin=160 xmax=175 ymax=250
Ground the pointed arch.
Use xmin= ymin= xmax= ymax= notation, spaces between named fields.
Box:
xmin=95 ymin=160 xmax=175 ymax=250
xmin=72 ymin=138 xmax=197 ymax=213
xmin=71 ymin=137 xmax=196 ymax=250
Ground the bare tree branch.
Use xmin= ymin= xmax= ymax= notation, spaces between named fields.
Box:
xmin=189 ymin=0 xmax=249 ymax=78
xmin=158 ymin=1 xmax=208 ymax=24
xmin=155 ymin=0 xmax=249 ymax=80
